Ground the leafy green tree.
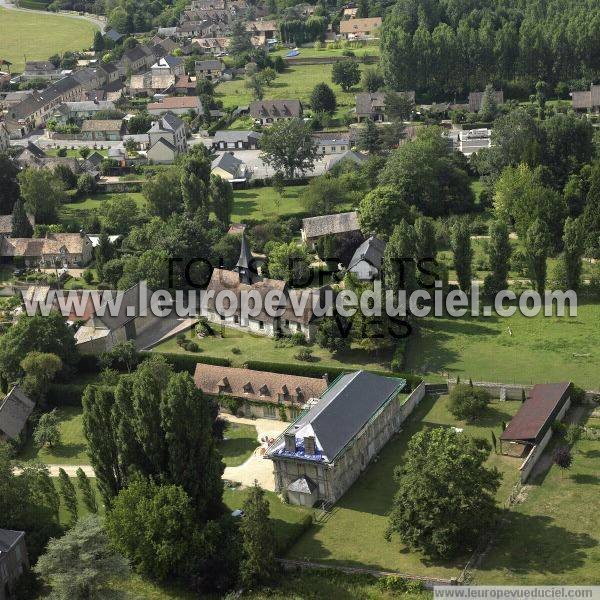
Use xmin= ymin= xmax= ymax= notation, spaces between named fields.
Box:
xmin=99 ymin=194 xmax=139 ymax=234
xmin=358 ymin=185 xmax=412 ymax=239
xmin=310 ymin=82 xmax=337 ymax=114
xmin=245 ymin=73 xmax=264 ymax=100
xmin=267 ymin=241 xmax=311 ymax=284
xmin=229 ymin=19 xmax=252 ymax=55
xmin=143 ymin=168 xmax=183 ymax=219
xmin=11 ymin=198 xmax=33 ymax=238
xmin=0 ymin=313 xmax=76 ymax=382
xmin=483 ymin=220 xmax=511 ymax=298
xmin=525 ymin=218 xmax=552 ymax=295
xmin=301 ymin=174 xmax=345 ymax=215
xmin=384 ymin=92 xmax=414 ymax=121
xmin=413 ymin=216 xmax=437 ymax=263
xmin=479 ymin=83 xmax=499 ymax=122
xmin=106 ymin=477 xmax=195 ymax=580
xmin=362 ymin=67 xmax=384 ymax=92
xmin=332 ymin=59 xmax=360 ymax=91
xmin=76 ymin=173 xmax=96 ymax=197
xmin=76 ymin=467 xmax=98 ymax=514
xmin=18 ymin=168 xmax=66 ymax=224
xmin=358 ymin=118 xmax=380 ymax=154
xmin=239 ymin=483 xmax=276 ymax=587
xmin=35 ymin=515 xmax=128 ymax=599
xmin=561 ymin=216 xmax=585 ymax=291
xmin=127 ymin=112 xmax=154 ymax=134
xmin=211 ymin=175 xmax=234 ymax=226
xmin=449 ymin=384 xmax=491 ymax=421
xmin=316 ymin=317 xmax=349 ymax=353
xmin=94 ymin=231 xmax=114 ymax=282
xmin=21 ymin=351 xmax=62 ymax=403
xmin=386 ymin=427 xmax=500 ymax=559
xmin=378 ymin=127 xmax=474 ymax=216
xmin=58 ymin=467 xmax=78 ymax=524
xmin=78 ymin=146 xmax=91 ymax=160
xmin=451 ymin=220 xmax=473 ymax=292
xmin=0 ymin=153 xmax=21 ymax=214
xmin=53 ymin=163 xmax=77 ymax=190
xmin=99 ymin=340 xmax=138 ymax=373
xmin=161 ymin=372 xmax=224 ymax=520
xmin=383 ymin=221 xmax=417 ymax=294
xmin=93 ymin=29 xmax=105 ymax=51
xmin=34 ymin=409 xmax=61 ymax=449
xmin=259 ymin=118 xmax=318 ymax=179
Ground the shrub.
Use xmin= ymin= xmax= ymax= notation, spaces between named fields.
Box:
xmin=231 ymin=347 xmax=241 ymax=355
xmin=57 ymin=148 xmax=67 ymax=157
xmin=552 ymin=421 xmax=567 ymax=437
xmin=139 ymin=351 xmax=230 ymax=373
xmin=221 ymin=395 xmax=243 ymax=416
xmin=185 ymin=341 xmax=199 ymax=352
xmin=448 ymin=384 xmax=491 ymax=422
xmin=176 ymin=333 xmax=186 ymax=346
xmin=294 ymin=348 xmax=313 ymax=362
xmin=565 ymin=424 xmax=583 ymax=446
xmin=570 ymin=385 xmax=586 ymax=406
xmin=290 ymin=332 xmax=307 ymax=346
xmin=82 ymin=269 xmax=94 ymax=284
xmin=377 ymin=575 xmax=408 ymax=593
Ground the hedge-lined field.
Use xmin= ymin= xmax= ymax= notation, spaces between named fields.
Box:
xmin=0 ymin=6 xmax=97 ymax=72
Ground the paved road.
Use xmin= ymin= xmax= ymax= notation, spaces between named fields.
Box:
xmin=0 ymin=0 xmax=105 ymax=32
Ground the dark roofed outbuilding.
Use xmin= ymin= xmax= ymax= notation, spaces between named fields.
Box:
xmin=501 ymin=382 xmax=572 ymax=446
xmin=0 ymin=386 xmax=35 ymax=441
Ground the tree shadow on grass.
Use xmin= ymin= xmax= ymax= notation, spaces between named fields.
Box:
xmin=581 ymin=449 xmax=600 ymax=459
xmin=47 ymin=442 xmax=87 ymax=461
xmin=480 ymin=512 xmax=597 ymax=576
xmin=231 ymin=198 xmax=258 ymax=217
xmin=220 ymin=436 xmax=258 ymax=467
xmin=570 ymin=473 xmax=600 ymax=485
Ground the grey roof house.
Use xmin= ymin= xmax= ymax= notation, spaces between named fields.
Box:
xmin=468 ymin=89 xmax=504 ymax=112
xmin=301 ymin=211 xmax=361 ymax=247
xmin=355 ymin=91 xmax=415 ymax=122
xmin=212 ymin=130 xmax=261 ymax=150
xmin=249 ymin=99 xmax=302 ymax=125
xmin=348 ymin=235 xmax=386 ymax=281
xmin=0 ymin=529 xmax=29 ymax=600
xmin=267 ymin=370 xmax=418 ymax=505
xmin=211 ymin=152 xmax=247 ymax=182
xmin=0 ymin=386 xmax=35 ymax=441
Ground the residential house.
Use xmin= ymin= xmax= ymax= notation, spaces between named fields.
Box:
xmin=195 ymin=59 xmax=226 ymax=81
xmin=343 ymin=7 xmax=358 ymax=19
xmin=246 ymin=20 xmax=277 ymax=43
xmin=191 ymin=37 xmax=230 ymax=54
xmin=0 ymin=121 xmax=9 ymax=152
xmin=212 ymin=130 xmax=261 ymax=150
xmin=468 ymin=89 xmax=504 ymax=113
xmin=301 ymin=211 xmax=361 ymax=248
xmin=119 ymin=45 xmax=156 ymax=76
xmin=348 ymin=235 xmax=385 ymax=281
xmin=193 ymin=364 xmax=328 ymax=420
xmin=312 ymin=132 xmax=351 ymax=155
xmin=75 ymin=283 xmax=176 ymax=353
xmin=448 ymin=128 xmax=492 ymax=156
xmin=147 ymin=95 xmax=203 ymax=116
xmin=211 ymin=152 xmax=247 ymax=182
xmin=324 ymin=149 xmax=367 ymax=171
xmin=97 ymin=62 xmax=121 ymax=86
xmin=104 ymin=28 xmax=123 ymax=44
xmin=172 ymin=75 xmax=197 ymax=95
xmin=147 ymin=112 xmax=187 ymax=163
xmin=340 ymin=17 xmax=382 ymax=39
xmin=0 ymin=232 xmax=93 ymax=267
xmin=201 ymin=234 xmax=330 ymax=341
xmin=355 ymin=90 xmax=415 ymax=122
xmin=151 ymin=37 xmax=179 ymax=56
xmin=267 ymin=370 xmax=418 ymax=506
xmin=0 ymin=529 xmax=29 ymax=600
xmin=249 ymin=99 xmax=302 ymax=125
xmin=81 ymin=119 xmax=124 ymax=141
xmin=52 ymin=100 xmax=116 ymax=124
xmin=151 ymin=56 xmax=185 ymax=77
xmin=572 ymin=84 xmax=600 ymax=111
xmin=21 ymin=61 xmax=62 ymax=81
xmin=0 ymin=386 xmax=35 ymax=442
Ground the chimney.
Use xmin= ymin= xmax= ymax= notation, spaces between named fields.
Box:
xmin=304 ymin=436 xmax=316 ymax=455
xmin=284 ymin=432 xmax=296 ymax=453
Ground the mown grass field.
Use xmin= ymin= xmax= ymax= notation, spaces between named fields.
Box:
xmin=20 ymin=406 xmax=88 ymax=464
xmin=153 ymin=325 xmax=395 ymax=372
xmin=0 ymin=6 xmax=97 ymax=72
xmin=220 ymin=423 xmax=258 ymax=467
xmin=230 ymin=184 xmax=307 ymax=221
xmin=287 ymin=394 xmax=522 ymax=578
xmin=215 ymin=62 xmax=370 ymax=122
xmin=474 ymin=414 xmax=600 ymax=584
xmin=270 ymin=44 xmax=381 ymax=59
xmin=405 ymin=302 xmax=600 ymax=389
xmin=59 ymin=192 xmax=146 ymax=226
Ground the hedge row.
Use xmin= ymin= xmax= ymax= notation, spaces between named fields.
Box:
xmin=243 ymin=360 xmax=422 ymax=391
xmin=47 ymin=383 xmax=88 ymax=407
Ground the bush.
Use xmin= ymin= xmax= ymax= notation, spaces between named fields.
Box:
xmin=221 ymin=395 xmax=243 ymax=416
xmin=377 ymin=575 xmax=408 ymax=593
xmin=57 ymin=148 xmax=67 ymax=157
xmin=185 ymin=341 xmax=199 ymax=352
xmin=570 ymin=384 xmax=586 ymax=406
xmin=448 ymin=384 xmax=491 ymax=422
xmin=552 ymin=421 xmax=567 ymax=437
xmin=176 ymin=333 xmax=186 ymax=346
xmin=290 ymin=332 xmax=307 ymax=346
xmin=294 ymin=348 xmax=313 ymax=362
xmin=565 ymin=424 xmax=583 ymax=446
xmin=140 ymin=351 xmax=230 ymax=373
xmin=47 ymin=383 xmax=88 ymax=406
xmin=82 ymin=269 xmax=94 ymax=284
xmin=231 ymin=347 xmax=241 ymax=355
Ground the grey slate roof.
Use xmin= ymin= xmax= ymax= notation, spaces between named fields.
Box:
xmin=271 ymin=370 xmax=406 ymax=462
xmin=325 ymin=150 xmax=367 ymax=171
xmin=250 ymin=99 xmax=302 ymax=119
xmin=93 ymin=283 xmax=145 ymax=330
xmin=211 ymin=151 xmax=244 ymax=176
xmin=235 ymin=231 xmax=253 ymax=270
xmin=195 ymin=59 xmax=225 ymax=71
xmin=348 ymin=235 xmax=386 ymax=270
xmin=213 ymin=130 xmax=261 ymax=144
xmin=0 ymin=386 xmax=35 ymax=441
xmin=355 ymin=91 xmax=415 ymax=115
xmin=104 ymin=28 xmax=123 ymax=43
xmin=148 ymin=111 xmax=184 ymax=133
xmin=0 ymin=529 xmax=25 ymax=553
xmin=302 ymin=211 xmax=360 ymax=240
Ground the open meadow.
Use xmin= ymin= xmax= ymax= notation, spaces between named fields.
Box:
xmin=0 ymin=6 xmax=97 ymax=72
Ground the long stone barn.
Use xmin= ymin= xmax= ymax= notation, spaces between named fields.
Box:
xmin=265 ymin=370 xmax=425 ymax=507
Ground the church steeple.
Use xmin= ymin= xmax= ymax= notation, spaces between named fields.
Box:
xmin=233 ymin=231 xmax=256 ymax=284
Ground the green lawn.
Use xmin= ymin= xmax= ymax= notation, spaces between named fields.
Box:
xmin=220 ymin=423 xmax=258 ymax=467
xmin=59 ymin=192 xmax=146 ymax=224
xmin=287 ymin=394 xmax=522 ymax=578
xmin=20 ymin=406 xmax=88 ymax=465
xmin=52 ymin=475 xmax=104 ymax=526
xmin=231 ymin=185 xmax=307 ymax=221
xmin=270 ymin=44 xmax=381 ymax=59
xmin=216 ymin=62 xmax=370 ymax=122
xmin=474 ymin=413 xmax=600 ymax=584
xmin=0 ymin=7 xmax=97 ymax=72
xmin=153 ymin=325 xmax=395 ymax=372
xmin=405 ymin=301 xmax=600 ymax=389
xmin=44 ymin=148 xmax=108 ymax=158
